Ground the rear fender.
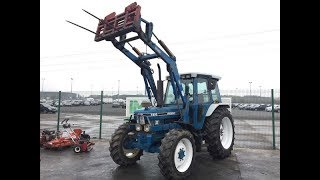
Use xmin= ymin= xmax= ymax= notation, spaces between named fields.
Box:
xmin=205 ymin=103 xmax=230 ymax=117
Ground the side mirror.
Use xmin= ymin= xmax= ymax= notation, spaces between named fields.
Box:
xmin=208 ymin=79 xmax=217 ymax=90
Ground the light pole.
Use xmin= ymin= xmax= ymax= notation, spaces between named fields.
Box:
xmin=41 ymin=78 xmax=45 ymax=92
xmin=249 ymin=82 xmax=252 ymax=96
xmin=259 ymin=86 xmax=262 ymax=97
xmin=117 ymin=80 xmax=120 ymax=100
xmin=111 ymin=87 xmax=113 ymax=98
xmin=70 ymin=78 xmax=73 ymax=93
xmin=137 ymin=86 xmax=138 ymax=95
xmin=91 ymin=84 xmax=93 ymax=96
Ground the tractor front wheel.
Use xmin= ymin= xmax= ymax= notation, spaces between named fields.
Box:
xmin=109 ymin=124 xmax=143 ymax=166
xmin=158 ymin=129 xmax=195 ymax=179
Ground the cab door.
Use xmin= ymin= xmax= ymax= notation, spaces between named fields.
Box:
xmin=192 ymin=77 xmax=214 ymax=129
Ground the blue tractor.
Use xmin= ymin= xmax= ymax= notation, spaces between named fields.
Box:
xmin=68 ymin=2 xmax=235 ymax=179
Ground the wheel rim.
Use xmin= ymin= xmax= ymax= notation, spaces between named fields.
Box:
xmin=174 ymin=138 xmax=193 ymax=173
xmin=123 ymin=132 xmax=140 ymax=158
xmin=74 ymin=146 xmax=81 ymax=152
xmin=220 ymin=117 xmax=233 ymax=149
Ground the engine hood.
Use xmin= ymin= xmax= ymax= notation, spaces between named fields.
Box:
xmin=134 ymin=105 xmax=181 ymax=117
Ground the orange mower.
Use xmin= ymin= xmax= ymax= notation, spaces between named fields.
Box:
xmin=40 ymin=118 xmax=95 ymax=153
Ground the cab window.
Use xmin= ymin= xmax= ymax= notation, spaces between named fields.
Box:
xmin=197 ymin=78 xmax=210 ymax=103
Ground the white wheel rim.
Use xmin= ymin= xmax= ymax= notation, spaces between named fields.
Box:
xmin=174 ymin=138 xmax=193 ymax=173
xmin=75 ymin=147 xmax=81 ymax=152
xmin=123 ymin=132 xmax=140 ymax=158
xmin=220 ymin=117 xmax=233 ymax=149
xmin=123 ymin=149 xmax=140 ymax=158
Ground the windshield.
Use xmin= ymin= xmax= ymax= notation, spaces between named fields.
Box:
xmin=164 ymin=79 xmax=193 ymax=105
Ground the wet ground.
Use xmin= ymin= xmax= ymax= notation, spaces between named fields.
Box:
xmin=40 ymin=140 xmax=279 ymax=180
xmin=235 ymin=148 xmax=280 ymax=180
xmin=40 ymin=140 xmax=241 ymax=180
xmin=40 ymin=113 xmax=280 ymax=179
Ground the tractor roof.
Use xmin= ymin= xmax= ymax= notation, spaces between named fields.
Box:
xmin=166 ymin=72 xmax=221 ymax=80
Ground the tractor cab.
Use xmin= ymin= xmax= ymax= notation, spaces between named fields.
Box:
xmin=133 ymin=72 xmax=223 ymax=132
xmin=164 ymin=73 xmax=222 ymax=106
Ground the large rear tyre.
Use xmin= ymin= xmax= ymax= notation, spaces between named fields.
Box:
xmin=204 ymin=107 xmax=235 ymax=159
xmin=109 ymin=123 xmax=143 ymax=166
xmin=158 ymin=129 xmax=195 ymax=180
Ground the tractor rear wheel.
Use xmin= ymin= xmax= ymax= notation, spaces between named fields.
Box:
xmin=109 ymin=123 xmax=143 ymax=166
xmin=204 ymin=107 xmax=235 ymax=159
xmin=158 ymin=129 xmax=195 ymax=179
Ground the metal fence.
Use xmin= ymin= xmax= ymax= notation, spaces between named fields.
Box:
xmin=220 ymin=89 xmax=280 ymax=150
xmin=40 ymin=89 xmax=280 ymax=150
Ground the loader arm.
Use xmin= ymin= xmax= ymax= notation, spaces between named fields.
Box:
xmin=93 ymin=2 xmax=187 ymax=107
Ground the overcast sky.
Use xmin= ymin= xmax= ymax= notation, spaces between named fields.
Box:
xmin=40 ymin=0 xmax=280 ymax=93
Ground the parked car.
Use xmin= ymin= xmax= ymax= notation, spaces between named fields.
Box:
xmin=73 ymin=100 xmax=83 ymax=106
xmin=232 ymin=103 xmax=239 ymax=108
xmin=120 ymin=101 xmax=126 ymax=108
xmin=265 ymin=106 xmax=272 ymax=112
xmin=53 ymin=101 xmax=62 ymax=107
xmin=103 ymin=98 xmax=113 ymax=104
xmin=112 ymin=101 xmax=125 ymax=108
xmin=265 ymin=105 xmax=280 ymax=112
xmin=91 ymin=99 xmax=100 ymax=106
xmin=63 ymin=100 xmax=72 ymax=106
xmin=83 ymin=100 xmax=91 ymax=106
xmin=243 ymin=104 xmax=253 ymax=110
xmin=112 ymin=102 xmax=121 ymax=108
xmin=249 ymin=104 xmax=260 ymax=111
xmin=236 ymin=103 xmax=243 ymax=109
xmin=238 ymin=104 xmax=248 ymax=110
xmin=245 ymin=104 xmax=254 ymax=110
xmin=45 ymin=100 xmax=54 ymax=106
xmin=40 ymin=103 xmax=57 ymax=113
xmin=86 ymin=98 xmax=95 ymax=104
xmin=253 ymin=104 xmax=268 ymax=111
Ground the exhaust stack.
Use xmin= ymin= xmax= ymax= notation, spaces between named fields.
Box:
xmin=156 ymin=63 xmax=164 ymax=107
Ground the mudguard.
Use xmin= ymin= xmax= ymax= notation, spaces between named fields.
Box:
xmin=205 ymin=103 xmax=230 ymax=117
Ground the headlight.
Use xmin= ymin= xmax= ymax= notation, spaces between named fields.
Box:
xmin=144 ymin=124 xmax=150 ymax=132
xmin=135 ymin=124 xmax=142 ymax=131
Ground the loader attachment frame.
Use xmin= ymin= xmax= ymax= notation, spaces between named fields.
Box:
xmin=92 ymin=2 xmax=187 ymax=107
